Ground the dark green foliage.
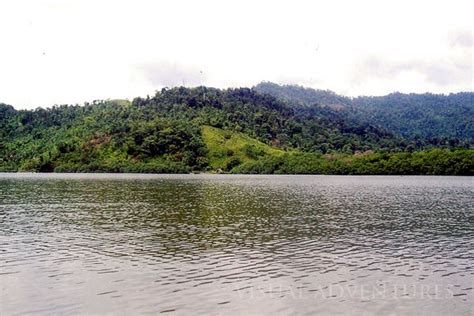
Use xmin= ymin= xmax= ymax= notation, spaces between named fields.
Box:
xmin=255 ymin=82 xmax=351 ymax=107
xmin=351 ymin=93 xmax=474 ymax=144
xmin=1 ymin=85 xmax=472 ymax=175
xmin=243 ymin=144 xmax=264 ymax=159
xmin=225 ymin=157 xmax=242 ymax=171
xmin=255 ymin=82 xmax=474 ymax=144
xmin=233 ymin=149 xmax=474 ymax=175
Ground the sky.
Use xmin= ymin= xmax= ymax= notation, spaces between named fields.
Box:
xmin=0 ymin=0 xmax=472 ymax=109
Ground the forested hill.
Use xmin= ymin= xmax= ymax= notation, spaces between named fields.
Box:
xmin=1 ymin=86 xmax=473 ymax=175
xmin=255 ymin=82 xmax=474 ymax=144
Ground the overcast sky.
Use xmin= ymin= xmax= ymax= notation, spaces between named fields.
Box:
xmin=0 ymin=0 xmax=472 ymax=109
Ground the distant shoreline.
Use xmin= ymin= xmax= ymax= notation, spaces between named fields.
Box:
xmin=0 ymin=171 xmax=472 ymax=177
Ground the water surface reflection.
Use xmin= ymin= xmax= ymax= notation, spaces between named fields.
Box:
xmin=0 ymin=174 xmax=473 ymax=314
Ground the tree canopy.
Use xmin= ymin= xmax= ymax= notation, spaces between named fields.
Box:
xmin=1 ymin=85 xmax=472 ymax=175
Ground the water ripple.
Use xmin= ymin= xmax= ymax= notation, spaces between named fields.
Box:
xmin=0 ymin=174 xmax=473 ymax=315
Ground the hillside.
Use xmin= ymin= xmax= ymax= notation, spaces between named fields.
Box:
xmin=351 ymin=93 xmax=473 ymax=143
xmin=1 ymin=86 xmax=473 ymax=175
xmin=201 ymin=125 xmax=285 ymax=171
xmin=255 ymin=82 xmax=474 ymax=145
xmin=255 ymin=81 xmax=352 ymax=108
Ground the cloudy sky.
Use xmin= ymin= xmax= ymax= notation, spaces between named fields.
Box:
xmin=0 ymin=0 xmax=472 ymax=109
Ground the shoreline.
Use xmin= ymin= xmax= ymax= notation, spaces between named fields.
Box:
xmin=1 ymin=171 xmax=472 ymax=177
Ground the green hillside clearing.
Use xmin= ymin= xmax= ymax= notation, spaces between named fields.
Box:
xmin=201 ymin=125 xmax=285 ymax=171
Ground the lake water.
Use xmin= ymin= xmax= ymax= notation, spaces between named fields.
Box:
xmin=0 ymin=174 xmax=473 ymax=315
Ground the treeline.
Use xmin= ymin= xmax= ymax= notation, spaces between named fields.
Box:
xmin=233 ymin=149 xmax=473 ymax=175
xmin=255 ymin=82 xmax=474 ymax=145
xmin=1 ymin=84 xmax=473 ymax=175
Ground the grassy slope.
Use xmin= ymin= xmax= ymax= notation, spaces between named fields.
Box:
xmin=201 ymin=125 xmax=285 ymax=170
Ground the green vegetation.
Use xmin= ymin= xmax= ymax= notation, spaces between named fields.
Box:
xmin=234 ymin=149 xmax=473 ymax=175
xmin=201 ymin=125 xmax=285 ymax=171
xmin=255 ymin=82 xmax=474 ymax=145
xmin=1 ymin=84 xmax=472 ymax=175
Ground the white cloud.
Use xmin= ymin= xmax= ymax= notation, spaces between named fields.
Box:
xmin=448 ymin=30 xmax=473 ymax=48
xmin=0 ymin=0 xmax=472 ymax=109
xmin=351 ymin=52 xmax=472 ymax=88
xmin=134 ymin=62 xmax=206 ymax=88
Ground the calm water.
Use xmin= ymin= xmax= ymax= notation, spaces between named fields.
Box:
xmin=0 ymin=174 xmax=473 ymax=315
